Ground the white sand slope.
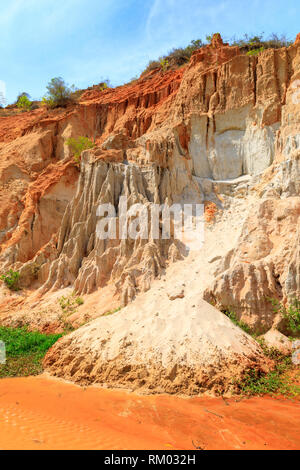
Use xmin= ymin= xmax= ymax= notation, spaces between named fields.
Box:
xmin=45 ymin=286 xmax=268 ymax=395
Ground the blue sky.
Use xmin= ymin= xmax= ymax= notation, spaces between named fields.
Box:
xmin=0 ymin=0 xmax=299 ymax=104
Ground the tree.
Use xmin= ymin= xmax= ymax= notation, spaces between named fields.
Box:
xmin=16 ymin=93 xmax=32 ymax=111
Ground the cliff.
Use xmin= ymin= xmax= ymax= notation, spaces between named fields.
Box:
xmin=0 ymin=34 xmax=299 ymax=394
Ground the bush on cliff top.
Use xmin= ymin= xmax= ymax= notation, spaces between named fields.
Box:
xmin=142 ymin=38 xmax=204 ymax=75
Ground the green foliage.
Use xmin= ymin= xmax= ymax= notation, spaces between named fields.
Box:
xmin=97 ymin=80 xmax=110 ymax=91
xmin=0 ymin=326 xmax=61 ymax=356
xmin=0 ymin=326 xmax=61 ymax=377
xmin=66 ymin=136 xmax=95 ymax=163
xmin=58 ymin=293 xmax=84 ymax=314
xmin=269 ymin=298 xmax=300 ymax=334
xmin=160 ymin=58 xmax=169 ymax=72
xmin=0 ymin=269 xmax=20 ymax=291
xmin=142 ymin=38 xmax=204 ymax=75
xmin=231 ymin=32 xmax=292 ymax=52
xmin=16 ymin=93 xmax=32 ymax=111
xmin=42 ymin=77 xmax=76 ymax=108
xmin=223 ymin=310 xmax=252 ymax=335
xmin=75 ymin=297 xmax=84 ymax=306
xmin=236 ymin=343 xmax=300 ymax=397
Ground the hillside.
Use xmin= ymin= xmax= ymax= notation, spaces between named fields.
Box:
xmin=0 ymin=33 xmax=299 ymax=394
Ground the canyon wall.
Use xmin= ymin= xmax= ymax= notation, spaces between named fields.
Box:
xmin=0 ymin=34 xmax=299 ymax=392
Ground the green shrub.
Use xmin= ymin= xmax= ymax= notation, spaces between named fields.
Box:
xmin=223 ymin=309 xmax=252 ymax=335
xmin=247 ymin=46 xmax=264 ymax=56
xmin=75 ymin=297 xmax=84 ymax=306
xmin=160 ymin=58 xmax=169 ymax=72
xmin=230 ymin=32 xmax=292 ymax=52
xmin=97 ymin=80 xmax=110 ymax=91
xmin=236 ymin=344 xmax=299 ymax=397
xmin=16 ymin=93 xmax=32 ymax=111
xmin=102 ymin=307 xmax=121 ymax=317
xmin=269 ymin=298 xmax=300 ymax=334
xmin=42 ymin=77 xmax=76 ymax=108
xmin=66 ymin=136 xmax=95 ymax=163
xmin=0 ymin=269 xmax=20 ymax=291
xmin=0 ymin=326 xmax=61 ymax=377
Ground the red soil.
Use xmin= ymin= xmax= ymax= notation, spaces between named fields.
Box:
xmin=0 ymin=376 xmax=299 ymax=450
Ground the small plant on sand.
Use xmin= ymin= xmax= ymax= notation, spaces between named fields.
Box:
xmin=75 ymin=297 xmax=84 ymax=306
xmin=0 ymin=269 xmax=20 ymax=291
xmin=66 ymin=136 xmax=95 ymax=164
xmin=57 ymin=293 xmax=84 ymax=331
xmin=0 ymin=326 xmax=61 ymax=377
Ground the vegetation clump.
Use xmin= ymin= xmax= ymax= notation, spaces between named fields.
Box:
xmin=102 ymin=307 xmax=122 ymax=317
xmin=57 ymin=293 xmax=84 ymax=332
xmin=142 ymin=32 xmax=292 ymax=76
xmin=231 ymin=32 xmax=292 ymax=52
xmin=223 ymin=309 xmax=252 ymax=335
xmin=236 ymin=341 xmax=300 ymax=397
xmin=0 ymin=326 xmax=61 ymax=377
xmin=0 ymin=269 xmax=20 ymax=291
xmin=224 ymin=308 xmax=299 ymax=398
xmin=66 ymin=136 xmax=95 ymax=163
xmin=42 ymin=77 xmax=76 ymax=108
xmin=97 ymin=80 xmax=111 ymax=91
xmin=269 ymin=297 xmax=300 ymax=335
xmin=142 ymin=38 xmax=204 ymax=74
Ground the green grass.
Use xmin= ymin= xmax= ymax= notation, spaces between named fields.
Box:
xmin=0 ymin=326 xmax=61 ymax=378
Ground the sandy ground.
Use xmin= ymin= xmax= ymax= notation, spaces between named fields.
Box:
xmin=0 ymin=375 xmax=299 ymax=450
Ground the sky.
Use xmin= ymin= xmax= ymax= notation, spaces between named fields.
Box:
xmin=0 ymin=0 xmax=299 ymax=104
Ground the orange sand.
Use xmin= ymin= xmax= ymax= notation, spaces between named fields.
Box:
xmin=0 ymin=375 xmax=299 ymax=450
